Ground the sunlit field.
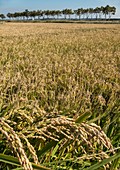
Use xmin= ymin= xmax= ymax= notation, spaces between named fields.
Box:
xmin=0 ymin=23 xmax=120 ymax=170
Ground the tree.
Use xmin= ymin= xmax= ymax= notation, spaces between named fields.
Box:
xmin=89 ymin=8 xmax=94 ymax=19
xmin=74 ymin=8 xmax=83 ymax=20
xmin=13 ymin=12 xmax=21 ymax=20
xmin=50 ymin=10 xmax=56 ymax=19
xmin=24 ymin=9 xmax=30 ymax=20
xmin=62 ymin=9 xmax=68 ymax=19
xmin=67 ymin=9 xmax=73 ymax=19
xmin=99 ymin=6 xmax=104 ymax=19
xmin=102 ymin=5 xmax=116 ymax=19
xmin=7 ymin=13 xmax=12 ymax=20
xmin=84 ymin=8 xmax=89 ymax=19
xmin=81 ymin=9 xmax=86 ymax=19
xmin=36 ymin=10 xmax=43 ymax=20
xmin=108 ymin=6 xmax=116 ymax=19
xmin=55 ymin=10 xmax=62 ymax=19
xmin=0 ymin=14 xmax=6 ymax=20
xmin=94 ymin=7 xmax=101 ymax=20
xmin=62 ymin=9 xmax=73 ymax=19
xmin=44 ymin=10 xmax=51 ymax=19
xmin=29 ymin=10 xmax=37 ymax=20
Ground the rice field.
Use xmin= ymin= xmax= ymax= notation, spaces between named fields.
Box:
xmin=0 ymin=23 xmax=120 ymax=169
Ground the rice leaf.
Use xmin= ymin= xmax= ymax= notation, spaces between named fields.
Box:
xmin=0 ymin=154 xmax=51 ymax=170
xmin=84 ymin=153 xmax=120 ymax=170
xmin=75 ymin=111 xmax=91 ymax=124
xmin=38 ymin=141 xmax=58 ymax=157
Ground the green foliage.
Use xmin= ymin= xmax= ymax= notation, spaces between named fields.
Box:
xmin=85 ymin=153 xmax=120 ymax=170
xmin=0 ymin=154 xmax=51 ymax=170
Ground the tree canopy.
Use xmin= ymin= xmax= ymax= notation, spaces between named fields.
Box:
xmin=0 ymin=5 xmax=116 ymax=20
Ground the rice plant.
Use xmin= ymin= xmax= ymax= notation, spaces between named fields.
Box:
xmin=0 ymin=23 xmax=120 ymax=169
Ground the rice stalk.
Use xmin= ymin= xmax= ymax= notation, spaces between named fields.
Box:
xmin=0 ymin=118 xmax=33 ymax=170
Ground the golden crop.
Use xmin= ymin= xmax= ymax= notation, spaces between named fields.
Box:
xmin=0 ymin=23 xmax=119 ymax=114
xmin=0 ymin=23 xmax=120 ymax=169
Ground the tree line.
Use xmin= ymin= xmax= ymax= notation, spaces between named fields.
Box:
xmin=0 ymin=5 xmax=116 ymax=20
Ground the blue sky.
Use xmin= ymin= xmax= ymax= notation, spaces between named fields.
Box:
xmin=0 ymin=0 xmax=120 ymax=18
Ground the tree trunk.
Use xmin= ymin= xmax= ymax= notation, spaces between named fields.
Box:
xmin=91 ymin=14 xmax=92 ymax=20
xmin=105 ymin=13 xmax=107 ymax=20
